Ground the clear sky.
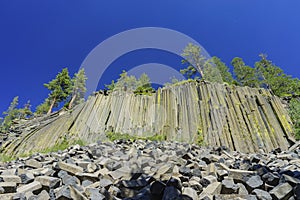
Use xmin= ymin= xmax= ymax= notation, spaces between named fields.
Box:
xmin=0 ymin=1 xmax=300 ymax=114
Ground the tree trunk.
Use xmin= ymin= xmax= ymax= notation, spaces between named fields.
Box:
xmin=68 ymin=94 xmax=77 ymax=109
xmin=47 ymin=98 xmax=56 ymax=115
xmin=196 ymin=63 xmax=204 ymax=79
xmin=197 ymin=64 xmax=205 ymax=78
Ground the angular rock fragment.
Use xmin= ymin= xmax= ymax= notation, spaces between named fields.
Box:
xmin=252 ymin=189 xmax=272 ymax=200
xmin=57 ymin=161 xmax=84 ymax=175
xmin=269 ymin=183 xmax=293 ymax=200
xmin=35 ymin=176 xmax=60 ymax=189
xmin=17 ymin=181 xmax=42 ymax=194
xmin=245 ymin=175 xmax=264 ymax=192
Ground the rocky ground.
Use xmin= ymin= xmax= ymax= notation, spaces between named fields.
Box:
xmin=0 ymin=140 xmax=300 ymax=200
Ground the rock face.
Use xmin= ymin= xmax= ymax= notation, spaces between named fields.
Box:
xmin=0 ymin=140 xmax=299 ymax=199
xmin=1 ymin=81 xmax=295 ymax=156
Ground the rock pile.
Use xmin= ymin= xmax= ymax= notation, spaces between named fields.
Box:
xmin=0 ymin=140 xmax=300 ymax=200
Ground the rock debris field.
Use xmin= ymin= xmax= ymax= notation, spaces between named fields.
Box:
xmin=0 ymin=140 xmax=300 ymax=200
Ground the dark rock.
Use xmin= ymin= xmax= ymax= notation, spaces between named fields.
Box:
xmin=20 ymin=173 xmax=35 ymax=184
xmin=122 ymin=178 xmax=148 ymax=189
xmin=162 ymin=186 xmax=181 ymax=200
xmin=250 ymin=155 xmax=261 ymax=163
xmin=182 ymin=187 xmax=198 ymax=199
xmin=200 ymin=175 xmax=217 ymax=188
xmin=262 ymin=172 xmax=280 ymax=186
xmin=166 ymin=177 xmax=182 ymax=191
xmin=179 ymin=166 xmax=192 ymax=177
xmin=150 ymin=181 xmax=166 ymax=198
xmin=294 ymin=184 xmax=300 ymax=199
xmin=282 ymin=175 xmax=300 ymax=187
xmin=221 ymin=178 xmax=239 ymax=194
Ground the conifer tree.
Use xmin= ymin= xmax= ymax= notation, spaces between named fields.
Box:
xmin=202 ymin=59 xmax=223 ymax=83
xmin=212 ymin=56 xmax=234 ymax=84
xmin=44 ymin=68 xmax=72 ymax=114
xmin=18 ymin=100 xmax=33 ymax=119
xmin=289 ymin=98 xmax=300 ymax=140
xmin=114 ymin=70 xmax=138 ymax=91
xmin=68 ymin=68 xmax=87 ymax=109
xmin=1 ymin=96 xmax=19 ymax=131
xmin=232 ymin=57 xmax=259 ymax=88
xmin=134 ymin=73 xmax=155 ymax=94
xmin=35 ymin=98 xmax=51 ymax=115
xmin=181 ymin=43 xmax=205 ymax=78
xmin=181 ymin=44 xmax=223 ymax=83
xmin=255 ymin=54 xmax=300 ymax=97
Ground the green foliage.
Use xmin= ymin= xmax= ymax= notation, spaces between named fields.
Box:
xmin=164 ymin=77 xmax=182 ymax=87
xmin=68 ymin=68 xmax=87 ymax=109
xmin=1 ymin=96 xmax=19 ymax=132
xmin=181 ymin=44 xmax=223 ymax=83
xmin=181 ymin=43 xmax=206 ymax=78
xmin=212 ymin=56 xmax=234 ymax=84
xmin=0 ymin=97 xmax=33 ymax=132
xmin=31 ymin=139 xmax=86 ymax=156
xmin=105 ymin=132 xmax=165 ymax=142
xmin=255 ymin=54 xmax=300 ymax=97
xmin=105 ymin=80 xmax=116 ymax=91
xmin=106 ymin=71 xmax=155 ymax=95
xmin=40 ymin=139 xmax=70 ymax=153
xmin=106 ymin=70 xmax=137 ymax=91
xmin=0 ymin=139 xmax=86 ymax=162
xmin=134 ymin=73 xmax=155 ymax=95
xmin=202 ymin=59 xmax=223 ymax=83
xmin=232 ymin=57 xmax=259 ymax=88
xmin=289 ymin=98 xmax=300 ymax=140
xmin=19 ymin=101 xmax=33 ymax=119
xmin=35 ymin=98 xmax=51 ymax=115
xmin=196 ymin=129 xmax=205 ymax=146
xmin=44 ymin=68 xmax=72 ymax=114
xmin=0 ymin=154 xmax=16 ymax=163
xmin=180 ymin=65 xmax=197 ymax=79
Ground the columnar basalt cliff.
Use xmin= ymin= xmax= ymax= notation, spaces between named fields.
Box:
xmin=0 ymin=81 xmax=295 ymax=156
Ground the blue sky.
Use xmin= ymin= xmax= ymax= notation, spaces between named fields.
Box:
xmin=0 ymin=1 xmax=300 ymax=114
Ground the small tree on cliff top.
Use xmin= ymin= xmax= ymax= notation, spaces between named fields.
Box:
xmin=68 ymin=68 xmax=87 ymax=109
xmin=1 ymin=96 xmax=19 ymax=131
xmin=181 ymin=43 xmax=205 ymax=78
xmin=44 ymin=68 xmax=72 ymax=114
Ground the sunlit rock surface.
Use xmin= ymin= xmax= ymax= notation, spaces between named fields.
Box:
xmin=0 ymin=81 xmax=295 ymax=156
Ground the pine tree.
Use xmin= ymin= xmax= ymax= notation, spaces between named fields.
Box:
xmin=35 ymin=98 xmax=51 ymax=115
xmin=202 ymin=59 xmax=223 ymax=83
xmin=18 ymin=100 xmax=33 ymax=119
xmin=255 ymin=54 xmax=300 ymax=97
xmin=44 ymin=68 xmax=72 ymax=114
xmin=134 ymin=73 xmax=155 ymax=95
xmin=1 ymin=96 xmax=19 ymax=131
xmin=180 ymin=65 xmax=197 ymax=79
xmin=181 ymin=43 xmax=206 ymax=78
xmin=212 ymin=56 xmax=234 ymax=84
xmin=181 ymin=44 xmax=223 ymax=83
xmin=114 ymin=70 xmax=138 ymax=91
xmin=105 ymin=80 xmax=116 ymax=91
xmin=68 ymin=68 xmax=87 ymax=109
xmin=289 ymin=98 xmax=300 ymax=140
xmin=232 ymin=57 xmax=259 ymax=88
